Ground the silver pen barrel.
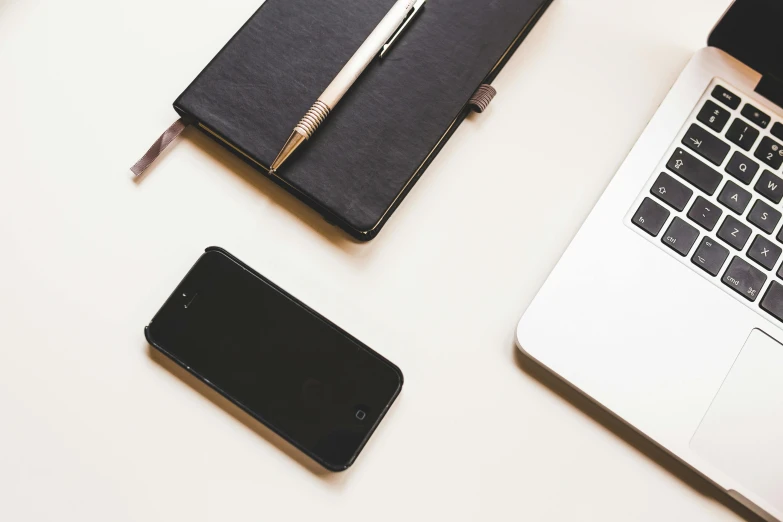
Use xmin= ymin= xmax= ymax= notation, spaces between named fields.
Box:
xmin=270 ymin=0 xmax=417 ymax=173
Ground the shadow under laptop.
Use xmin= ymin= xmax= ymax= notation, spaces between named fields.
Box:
xmin=147 ymin=344 xmax=352 ymax=486
xmin=512 ymin=346 xmax=765 ymax=522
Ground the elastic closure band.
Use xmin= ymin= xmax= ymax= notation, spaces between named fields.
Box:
xmin=468 ymin=84 xmax=497 ymax=113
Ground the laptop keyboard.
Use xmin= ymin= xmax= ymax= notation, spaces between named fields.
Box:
xmin=629 ymin=80 xmax=783 ymax=324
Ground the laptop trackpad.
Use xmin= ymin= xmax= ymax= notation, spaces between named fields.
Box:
xmin=691 ymin=329 xmax=783 ymax=513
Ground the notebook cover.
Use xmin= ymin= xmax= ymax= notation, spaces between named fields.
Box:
xmin=175 ymin=0 xmax=552 ymax=240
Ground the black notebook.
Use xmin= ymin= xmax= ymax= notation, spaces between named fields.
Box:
xmin=174 ymin=0 xmax=552 ymax=240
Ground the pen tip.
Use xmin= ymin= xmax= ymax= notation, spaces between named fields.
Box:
xmin=270 ymin=130 xmax=307 ymax=173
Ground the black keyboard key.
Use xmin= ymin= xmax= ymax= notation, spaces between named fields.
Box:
xmin=661 ymin=217 xmax=699 ymax=256
xmin=691 ymin=237 xmax=729 ymax=276
xmin=748 ymin=235 xmax=782 ymax=270
xmin=754 ymin=170 xmax=783 ymax=203
xmin=697 ymin=100 xmax=731 ymax=133
xmin=741 ymin=104 xmax=770 ymax=129
xmin=682 ymin=124 xmax=730 ymax=165
xmin=726 ymin=119 xmax=760 ymax=151
xmin=748 ymin=200 xmax=781 ymax=234
xmin=725 ymin=151 xmax=759 ymax=185
xmin=632 ymin=198 xmax=669 ymax=236
xmin=722 ymin=257 xmax=766 ymax=302
xmin=688 ymin=196 xmax=723 ymax=231
xmin=718 ymin=215 xmax=752 ymax=250
xmin=772 ymin=122 xmax=783 ymax=141
xmin=760 ymin=281 xmax=783 ymax=322
xmin=717 ymin=180 xmax=752 ymax=214
xmin=650 ymin=173 xmax=692 ymax=211
xmin=754 ymin=136 xmax=783 ymax=170
xmin=712 ymin=85 xmax=741 ymax=110
xmin=667 ymin=148 xmax=723 ymax=195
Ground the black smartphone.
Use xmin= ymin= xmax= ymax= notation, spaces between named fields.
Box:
xmin=145 ymin=247 xmax=403 ymax=471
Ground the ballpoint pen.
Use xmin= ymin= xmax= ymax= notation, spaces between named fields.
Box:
xmin=269 ymin=0 xmax=426 ymax=173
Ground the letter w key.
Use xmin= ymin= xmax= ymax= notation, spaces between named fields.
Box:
xmin=755 ymin=170 xmax=783 ymax=203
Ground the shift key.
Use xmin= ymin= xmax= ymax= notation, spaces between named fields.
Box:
xmin=667 ymin=148 xmax=723 ymax=196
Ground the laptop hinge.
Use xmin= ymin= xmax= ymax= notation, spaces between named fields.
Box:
xmin=755 ymin=74 xmax=783 ymax=110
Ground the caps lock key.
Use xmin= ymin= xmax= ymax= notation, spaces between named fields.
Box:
xmin=667 ymin=148 xmax=723 ymax=195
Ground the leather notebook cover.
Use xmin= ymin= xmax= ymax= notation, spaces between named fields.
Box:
xmin=175 ymin=0 xmax=552 ymax=240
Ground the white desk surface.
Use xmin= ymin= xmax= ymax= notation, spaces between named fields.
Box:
xmin=0 ymin=0 xmax=745 ymax=520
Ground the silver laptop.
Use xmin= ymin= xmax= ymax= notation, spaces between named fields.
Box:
xmin=516 ymin=1 xmax=783 ymax=520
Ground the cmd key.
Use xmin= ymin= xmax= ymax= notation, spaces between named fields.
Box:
xmin=722 ymin=257 xmax=766 ymax=302
xmin=667 ymin=148 xmax=723 ymax=195
xmin=682 ymin=124 xmax=730 ymax=165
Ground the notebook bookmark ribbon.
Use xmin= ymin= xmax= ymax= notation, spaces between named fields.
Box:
xmin=130 ymin=118 xmax=187 ymax=177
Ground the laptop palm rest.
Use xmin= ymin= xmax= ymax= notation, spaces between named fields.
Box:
xmin=690 ymin=329 xmax=783 ymax=514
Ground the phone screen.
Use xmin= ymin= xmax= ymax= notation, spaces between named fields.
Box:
xmin=146 ymin=249 xmax=402 ymax=471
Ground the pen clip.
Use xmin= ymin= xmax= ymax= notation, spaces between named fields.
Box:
xmin=379 ymin=0 xmax=426 ymax=59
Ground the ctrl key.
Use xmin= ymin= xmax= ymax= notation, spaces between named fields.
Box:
xmin=632 ymin=198 xmax=670 ymax=236
xmin=722 ymin=257 xmax=766 ymax=302
xmin=661 ymin=217 xmax=699 ymax=256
